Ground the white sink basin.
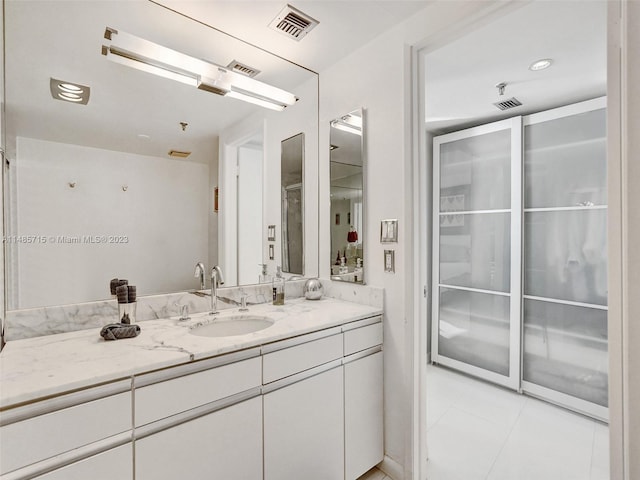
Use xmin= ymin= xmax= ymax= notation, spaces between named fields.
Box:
xmin=189 ymin=315 xmax=274 ymax=337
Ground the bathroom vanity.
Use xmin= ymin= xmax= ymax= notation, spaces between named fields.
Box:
xmin=0 ymin=298 xmax=383 ymax=480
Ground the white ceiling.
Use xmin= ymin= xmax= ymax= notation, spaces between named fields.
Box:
xmin=424 ymin=1 xmax=607 ymax=134
xmin=4 ymin=0 xmax=430 ymax=164
xmin=156 ymin=0 xmax=432 ymax=73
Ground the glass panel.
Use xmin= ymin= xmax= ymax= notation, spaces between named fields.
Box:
xmin=440 ymin=212 xmax=510 ymax=292
xmin=523 ymin=299 xmax=608 ymax=406
xmin=525 ymin=108 xmax=606 ymax=208
xmin=440 ymin=129 xmax=510 ymax=212
xmin=524 ymin=210 xmax=607 ymax=305
xmin=438 ymin=288 xmax=510 ymax=376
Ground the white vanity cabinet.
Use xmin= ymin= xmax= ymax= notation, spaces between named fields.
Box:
xmin=263 ymin=328 xmax=345 ymax=480
xmin=0 ymin=308 xmax=384 ymax=480
xmin=135 ymin=396 xmax=262 ymax=480
xmin=33 ymin=444 xmax=132 ymax=480
xmin=0 ymin=380 xmax=132 ymax=479
xmin=343 ymin=319 xmax=384 ymax=480
xmin=262 ymin=317 xmax=383 ymax=480
xmin=132 ymin=348 xmax=263 ymax=480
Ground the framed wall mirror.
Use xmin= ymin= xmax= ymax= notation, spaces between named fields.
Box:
xmin=329 ymin=109 xmax=365 ymax=283
xmin=2 ymin=0 xmax=318 ymax=310
xmin=281 ymin=133 xmax=304 ymax=275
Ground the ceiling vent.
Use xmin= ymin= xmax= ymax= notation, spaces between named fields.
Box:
xmin=493 ymin=97 xmax=523 ymax=111
xmin=269 ymin=4 xmax=319 ymax=41
xmin=168 ymin=150 xmax=191 ymax=158
xmin=227 ymin=60 xmax=261 ymax=78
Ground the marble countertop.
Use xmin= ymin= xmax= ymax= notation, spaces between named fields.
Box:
xmin=0 ymin=297 xmax=382 ymax=408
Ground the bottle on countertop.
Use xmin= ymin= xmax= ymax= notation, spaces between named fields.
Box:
xmin=272 ymin=266 xmax=285 ymax=305
xmin=259 ymin=263 xmax=270 ymax=283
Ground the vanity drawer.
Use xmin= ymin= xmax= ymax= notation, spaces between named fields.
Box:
xmin=135 ymin=356 xmax=261 ymax=427
xmin=0 ymin=391 xmax=131 ymax=475
xmin=344 ymin=322 xmax=383 ymax=356
xmin=263 ymin=332 xmax=343 ymax=384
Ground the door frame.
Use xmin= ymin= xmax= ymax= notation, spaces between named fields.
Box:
xmin=409 ymin=2 xmax=626 ymax=479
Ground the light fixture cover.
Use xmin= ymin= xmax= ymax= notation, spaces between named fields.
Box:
xmin=102 ymin=27 xmax=298 ymax=110
xmin=529 ymin=58 xmax=553 ymax=71
xmin=50 ymin=78 xmax=90 ymax=105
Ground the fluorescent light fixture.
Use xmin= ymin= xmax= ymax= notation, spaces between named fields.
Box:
xmin=102 ymin=27 xmax=297 ymax=110
xmin=50 ymin=78 xmax=90 ymax=104
xmin=529 ymin=58 xmax=553 ymax=71
xmin=331 ymin=119 xmax=362 ymax=136
xmin=331 ymin=114 xmax=362 ymax=136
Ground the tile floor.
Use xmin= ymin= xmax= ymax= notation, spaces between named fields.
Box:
xmin=426 ymin=364 xmax=609 ymax=480
xmin=357 ymin=467 xmax=392 ymax=480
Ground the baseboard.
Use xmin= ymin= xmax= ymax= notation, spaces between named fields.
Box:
xmin=378 ymin=455 xmax=403 ymax=480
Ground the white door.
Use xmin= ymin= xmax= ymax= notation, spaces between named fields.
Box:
xmin=237 ymin=145 xmax=263 ymax=285
xmin=432 ymin=117 xmax=522 ymax=390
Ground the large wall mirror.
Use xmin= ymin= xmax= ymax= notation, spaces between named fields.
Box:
xmin=329 ymin=109 xmax=364 ymax=283
xmin=2 ymin=1 xmax=318 ymax=310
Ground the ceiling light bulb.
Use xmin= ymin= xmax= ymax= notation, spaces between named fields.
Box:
xmin=58 ymin=92 xmax=83 ymax=102
xmin=529 ymin=59 xmax=553 ymax=71
xmin=59 ymin=83 xmax=84 ymax=93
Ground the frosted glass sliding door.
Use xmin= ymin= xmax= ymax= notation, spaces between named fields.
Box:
xmin=522 ymin=98 xmax=607 ymax=420
xmin=432 ymin=118 xmax=521 ymax=389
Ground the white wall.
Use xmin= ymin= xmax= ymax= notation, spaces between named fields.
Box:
xmin=318 ymin=1 xmax=522 ymax=477
xmin=12 ymin=137 xmax=209 ymax=308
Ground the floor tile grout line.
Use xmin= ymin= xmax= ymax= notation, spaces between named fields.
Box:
xmin=482 ymin=396 xmax=530 ymax=480
xmin=589 ymin=420 xmax=597 ymax=477
xmin=426 ymin=402 xmax=453 ymax=433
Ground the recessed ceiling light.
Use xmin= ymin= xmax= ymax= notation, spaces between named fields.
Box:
xmin=529 ymin=58 xmax=553 ymax=71
xmin=50 ymin=78 xmax=90 ymax=104
xmin=137 ymin=134 xmax=151 ymax=140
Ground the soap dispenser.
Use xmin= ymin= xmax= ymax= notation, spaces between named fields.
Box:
xmin=272 ymin=266 xmax=285 ymax=305
xmin=259 ymin=263 xmax=270 ymax=284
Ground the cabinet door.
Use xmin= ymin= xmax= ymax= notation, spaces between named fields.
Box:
xmin=135 ymin=396 xmax=262 ymax=480
xmin=0 ymin=391 xmax=131 ymax=474
xmin=264 ymin=366 xmax=344 ymax=480
xmin=35 ymin=444 xmax=132 ymax=480
xmin=344 ymin=352 xmax=383 ymax=480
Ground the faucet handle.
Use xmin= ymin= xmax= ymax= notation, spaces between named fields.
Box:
xmin=174 ymin=302 xmax=190 ymax=322
xmin=239 ymin=294 xmax=249 ymax=312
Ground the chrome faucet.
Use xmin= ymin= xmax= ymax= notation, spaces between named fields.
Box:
xmin=194 ymin=262 xmax=206 ymax=290
xmin=210 ymin=265 xmax=225 ymax=315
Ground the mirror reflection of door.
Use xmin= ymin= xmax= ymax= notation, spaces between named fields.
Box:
xmin=236 ymin=134 xmax=263 ymax=285
xmin=281 ymin=133 xmax=304 ymax=275
xmin=330 ymin=109 xmax=364 ymax=283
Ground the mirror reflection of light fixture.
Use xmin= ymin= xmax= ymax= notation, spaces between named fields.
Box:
xmin=330 ymin=113 xmax=362 ymax=135
xmin=102 ymin=27 xmax=298 ymax=111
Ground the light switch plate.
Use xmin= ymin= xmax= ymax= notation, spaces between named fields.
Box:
xmin=269 ymin=244 xmax=275 ymax=260
xmin=267 ymin=225 xmax=276 ymax=242
xmin=380 ymin=219 xmax=398 ymax=243
xmin=384 ymin=249 xmax=395 ymax=273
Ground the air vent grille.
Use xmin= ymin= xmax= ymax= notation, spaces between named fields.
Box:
xmin=168 ymin=150 xmax=191 ymax=158
xmin=269 ymin=5 xmax=319 ymax=41
xmin=493 ymin=97 xmax=523 ymax=111
xmin=227 ymin=60 xmax=261 ymax=78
